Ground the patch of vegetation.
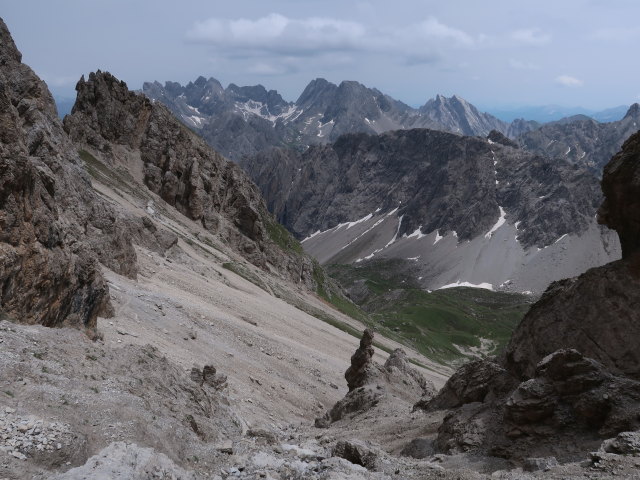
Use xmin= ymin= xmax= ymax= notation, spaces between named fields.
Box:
xmin=313 ymin=260 xmax=368 ymax=322
xmin=222 ymin=262 xmax=270 ymax=293
xmin=3 ymin=390 xmax=14 ymax=398
xmin=328 ymin=260 xmax=534 ymax=365
xmin=263 ymin=216 xmax=304 ymax=255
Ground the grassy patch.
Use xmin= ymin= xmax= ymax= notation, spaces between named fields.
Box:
xmin=328 ymin=261 xmax=533 ymax=365
xmin=263 ymin=216 xmax=304 ymax=255
xmin=313 ymin=261 xmax=368 ymax=322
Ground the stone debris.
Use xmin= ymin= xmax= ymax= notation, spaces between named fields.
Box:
xmin=0 ymin=407 xmax=72 ymax=460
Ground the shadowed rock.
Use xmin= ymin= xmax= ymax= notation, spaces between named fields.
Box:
xmin=345 ymin=328 xmax=375 ymax=392
xmin=0 ymin=18 xmax=137 ymax=329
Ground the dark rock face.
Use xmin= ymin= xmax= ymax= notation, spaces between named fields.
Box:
xmin=430 ymin=350 xmax=640 ymax=458
xmin=518 ymin=106 xmax=640 ymax=176
xmin=504 ymin=261 xmax=640 ymax=380
xmin=0 ymin=18 xmax=137 ymax=328
xmin=247 ymin=128 xmax=603 ymax=250
xmin=345 ymin=328 xmax=375 ymax=392
xmin=599 ymin=131 xmax=640 ymax=258
xmin=64 ymin=71 xmax=316 ymax=287
xmin=332 ymin=440 xmax=380 ymax=471
xmin=416 ymin=358 xmax=516 ymax=411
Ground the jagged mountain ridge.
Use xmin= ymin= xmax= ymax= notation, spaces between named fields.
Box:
xmin=63 ymin=71 xmax=320 ymax=289
xmin=142 ymin=76 xmax=537 ymax=162
xmin=0 ymin=18 xmax=139 ymax=329
xmin=243 ymin=129 xmax=620 ymax=293
xmin=517 ymin=104 xmax=640 ymax=175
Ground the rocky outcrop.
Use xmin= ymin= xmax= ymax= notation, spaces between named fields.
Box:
xmin=316 ymin=330 xmax=434 ymax=428
xmin=414 ymin=358 xmax=516 ymax=411
xmin=345 ymin=328 xmax=376 ymax=392
xmin=504 ymin=261 xmax=640 ymax=380
xmin=426 ymin=350 xmax=640 ymax=458
xmin=599 ymin=131 xmax=640 ymax=258
xmin=0 ymin=18 xmax=137 ymax=329
xmin=64 ymin=71 xmax=317 ymax=288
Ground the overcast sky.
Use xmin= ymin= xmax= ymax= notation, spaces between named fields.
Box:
xmin=2 ymin=0 xmax=639 ymax=110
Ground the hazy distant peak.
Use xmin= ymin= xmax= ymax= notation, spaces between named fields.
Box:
xmin=624 ymin=103 xmax=640 ymax=119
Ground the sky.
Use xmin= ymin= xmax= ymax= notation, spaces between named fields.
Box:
xmin=2 ymin=0 xmax=639 ymax=110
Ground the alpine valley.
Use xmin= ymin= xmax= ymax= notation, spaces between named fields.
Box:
xmin=4 ymin=12 xmax=640 ymax=480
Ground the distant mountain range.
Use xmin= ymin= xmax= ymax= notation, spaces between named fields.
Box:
xmin=141 ymin=77 xmax=537 ymax=161
xmin=518 ymin=104 xmax=640 ymax=175
xmin=486 ymin=104 xmax=630 ymax=123
xmin=138 ymin=75 xmax=636 ymax=294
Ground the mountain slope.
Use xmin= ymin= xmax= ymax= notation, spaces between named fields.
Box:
xmin=64 ymin=71 xmax=320 ymax=288
xmin=244 ymin=129 xmax=620 ymax=294
xmin=518 ymin=104 xmax=640 ymax=175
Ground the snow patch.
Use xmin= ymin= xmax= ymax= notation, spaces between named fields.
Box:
xmin=384 ymin=215 xmax=404 ymax=248
xmin=438 ymin=281 xmax=494 ymax=291
xmin=406 ymin=227 xmax=426 ymax=240
xmin=485 ymin=207 xmax=506 ymax=238
xmin=433 ymin=230 xmax=443 ymax=244
xmin=555 ymin=233 xmax=568 ymax=243
xmin=301 ymin=230 xmax=322 ymax=243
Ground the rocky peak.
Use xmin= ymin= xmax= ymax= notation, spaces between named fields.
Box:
xmin=66 ymin=70 xmax=318 ymax=288
xmin=0 ymin=18 xmax=21 ymax=63
xmin=295 ymin=77 xmax=338 ymax=106
xmin=623 ymin=102 xmax=640 ymax=119
xmin=598 ymin=131 xmax=640 ymax=259
xmin=487 ymin=130 xmax=518 ymax=148
xmin=0 ymin=18 xmax=138 ymax=329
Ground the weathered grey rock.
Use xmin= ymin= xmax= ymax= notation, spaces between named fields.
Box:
xmin=315 ymin=385 xmax=382 ymax=428
xmin=190 ymin=365 xmax=227 ymax=390
xmin=399 ymin=438 xmax=434 ymax=459
xmin=64 ymin=71 xmax=319 ymax=289
xmin=50 ymin=442 xmax=198 ymax=479
xmin=0 ymin=17 xmax=138 ymax=329
xmin=331 ymin=440 xmax=379 ymax=471
xmin=602 ymin=431 xmax=640 ymax=455
xmin=345 ymin=329 xmax=375 ymax=392
xmin=522 ymin=456 xmax=559 ymax=472
xmin=416 ymin=358 xmax=517 ymax=411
